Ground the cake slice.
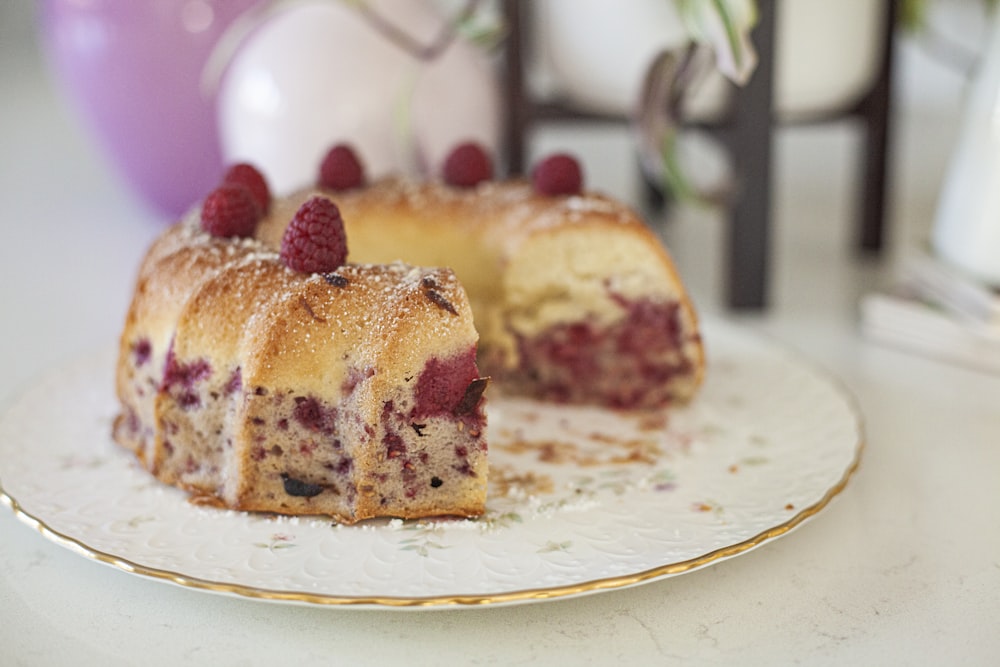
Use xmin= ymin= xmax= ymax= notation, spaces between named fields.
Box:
xmin=115 ymin=192 xmax=488 ymax=522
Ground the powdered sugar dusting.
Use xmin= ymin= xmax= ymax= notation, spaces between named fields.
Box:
xmin=163 ymin=196 xmax=474 ymax=357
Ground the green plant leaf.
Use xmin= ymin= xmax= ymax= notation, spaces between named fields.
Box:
xmin=677 ymin=0 xmax=758 ymax=84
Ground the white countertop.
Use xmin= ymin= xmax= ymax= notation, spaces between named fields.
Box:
xmin=2 ymin=11 xmax=999 ymax=667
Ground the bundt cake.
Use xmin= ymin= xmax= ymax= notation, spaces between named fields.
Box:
xmin=260 ymin=152 xmax=704 ymax=409
xmin=115 ymin=190 xmax=488 ymax=523
xmin=114 ymin=145 xmax=704 ymax=523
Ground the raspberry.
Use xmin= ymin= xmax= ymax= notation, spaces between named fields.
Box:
xmin=442 ymin=142 xmax=493 ymax=188
xmin=200 ymin=184 xmax=260 ymax=238
xmin=531 ymin=153 xmax=583 ymax=196
xmin=280 ymin=196 xmax=348 ymax=273
xmin=223 ymin=162 xmax=271 ymax=213
xmin=318 ymin=144 xmax=365 ymax=191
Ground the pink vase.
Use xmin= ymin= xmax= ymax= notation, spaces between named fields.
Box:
xmin=39 ymin=0 xmax=260 ymax=218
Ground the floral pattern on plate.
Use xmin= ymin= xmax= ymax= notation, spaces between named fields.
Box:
xmin=0 ymin=320 xmax=862 ymax=608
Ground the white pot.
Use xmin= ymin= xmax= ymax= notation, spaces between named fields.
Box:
xmin=217 ymin=0 xmax=501 ymax=195
xmin=532 ymin=0 xmax=885 ymax=120
xmin=932 ymin=9 xmax=1000 ymax=286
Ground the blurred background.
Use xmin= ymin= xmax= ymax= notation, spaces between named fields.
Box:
xmin=4 ymin=5 xmax=999 ymax=661
xmin=0 ymin=0 xmax=990 ymax=338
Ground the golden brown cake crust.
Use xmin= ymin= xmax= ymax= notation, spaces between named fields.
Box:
xmin=115 ymin=174 xmax=703 ymax=523
xmin=116 ymin=213 xmax=487 ymax=523
xmin=261 ymin=178 xmax=704 ymax=407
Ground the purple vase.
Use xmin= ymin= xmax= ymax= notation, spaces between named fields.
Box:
xmin=39 ymin=0 xmax=260 ymax=218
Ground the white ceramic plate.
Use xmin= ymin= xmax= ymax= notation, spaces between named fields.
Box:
xmin=0 ymin=320 xmax=862 ymax=609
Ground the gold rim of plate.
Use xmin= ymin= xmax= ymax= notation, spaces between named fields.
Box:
xmin=0 ymin=442 xmax=863 ymax=609
xmin=0 ymin=326 xmax=866 ymax=609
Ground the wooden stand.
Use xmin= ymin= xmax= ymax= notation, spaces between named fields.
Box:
xmin=500 ymin=0 xmax=897 ymax=309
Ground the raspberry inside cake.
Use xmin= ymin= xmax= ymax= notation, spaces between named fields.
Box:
xmin=262 ymin=178 xmax=704 ymax=410
xmin=114 ymin=149 xmax=704 ymax=523
xmin=115 ymin=192 xmax=488 ymax=523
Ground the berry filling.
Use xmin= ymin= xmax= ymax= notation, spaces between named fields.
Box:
xmin=501 ymin=296 xmax=692 ymax=409
xmin=281 ymin=473 xmax=324 ymax=497
xmin=160 ymin=343 xmax=212 ymax=411
xmin=292 ymin=396 xmax=338 ymax=436
xmin=224 ymin=367 xmax=243 ymax=396
xmin=131 ymin=338 xmax=152 ymax=367
xmin=411 ymin=347 xmax=483 ymax=419
xmin=245 ymin=390 xmax=355 ymax=503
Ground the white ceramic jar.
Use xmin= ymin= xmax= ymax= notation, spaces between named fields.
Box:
xmin=932 ymin=7 xmax=1000 ymax=286
xmin=216 ymin=0 xmax=501 ymax=195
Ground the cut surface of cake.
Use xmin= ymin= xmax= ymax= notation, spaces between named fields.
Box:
xmin=113 ymin=148 xmax=704 ymax=522
xmin=115 ymin=193 xmax=488 ymax=523
xmin=260 ymin=178 xmax=703 ymax=409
